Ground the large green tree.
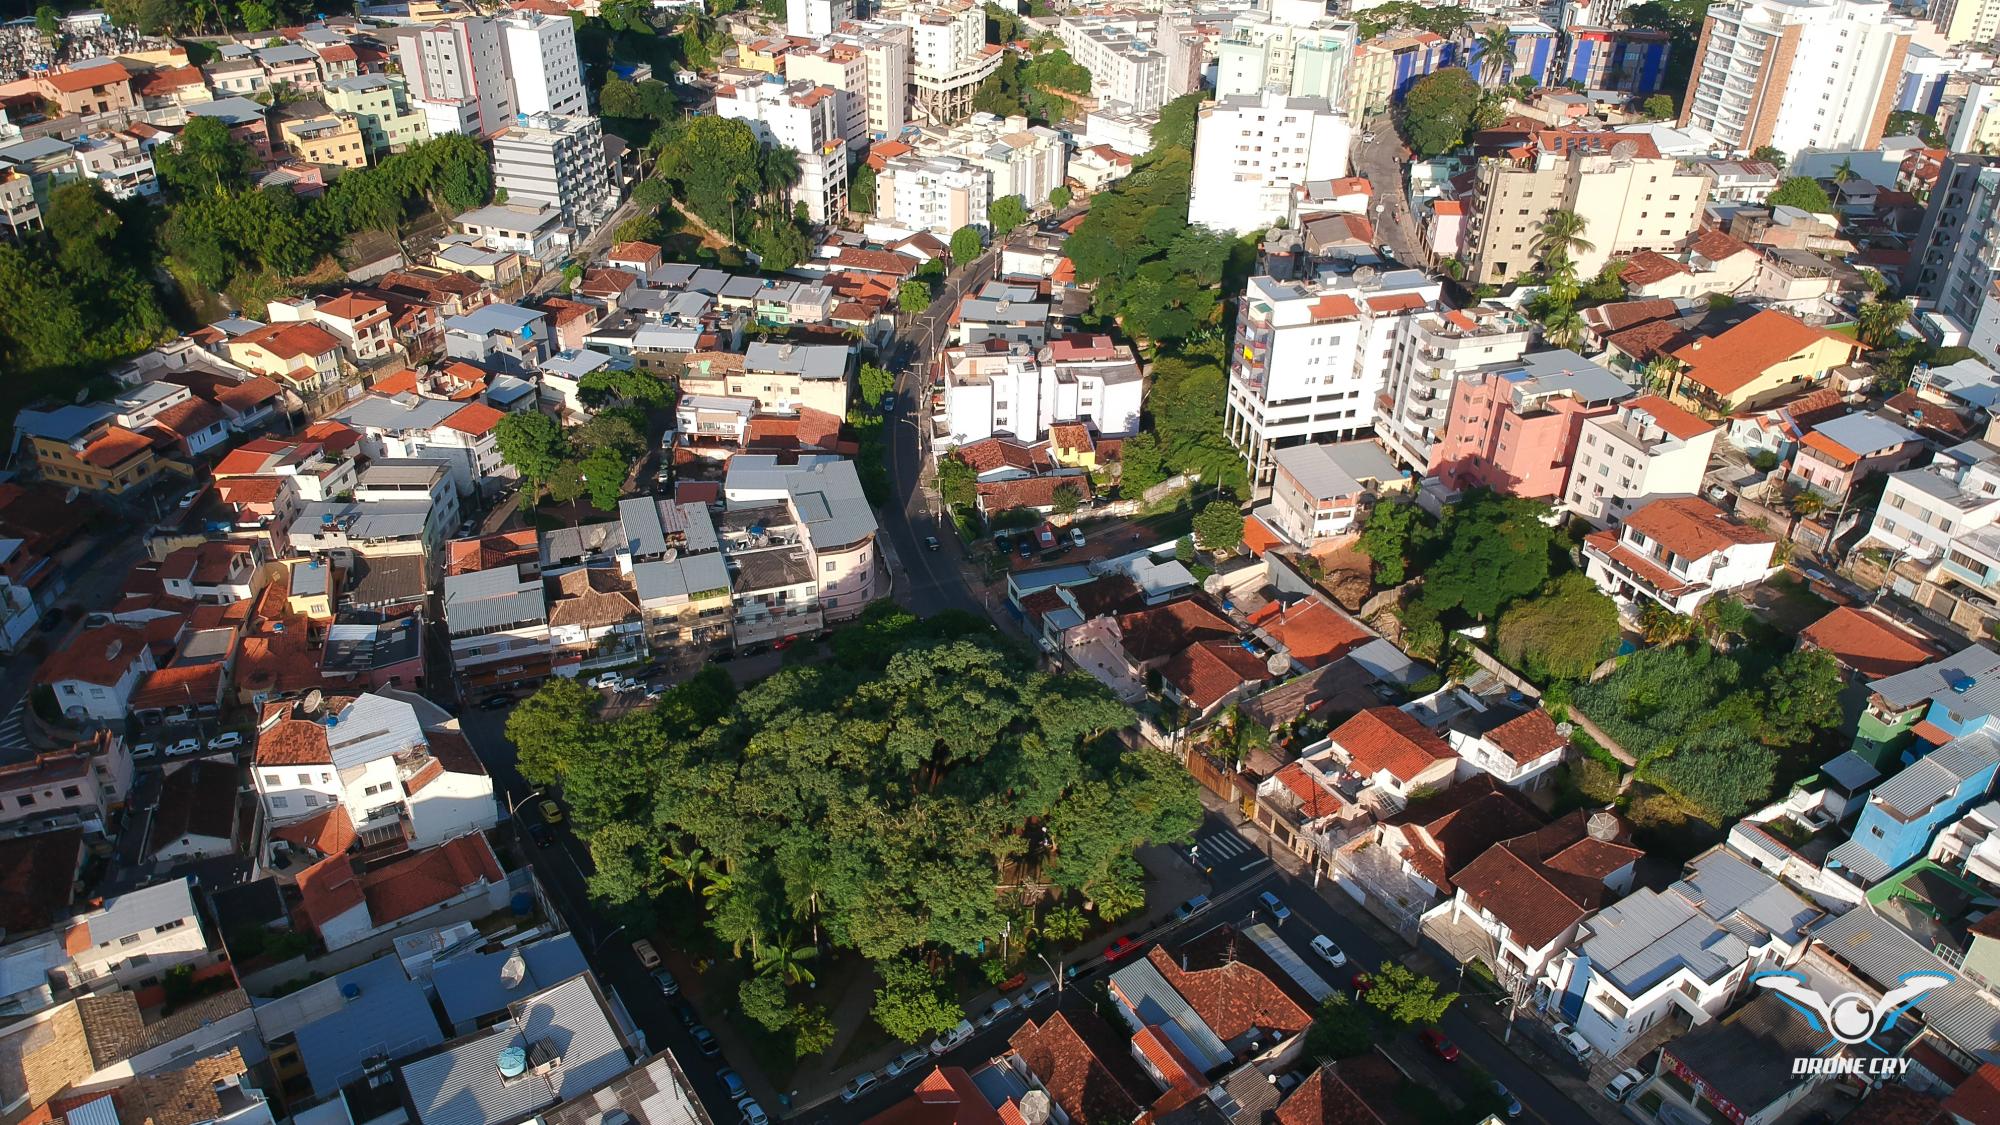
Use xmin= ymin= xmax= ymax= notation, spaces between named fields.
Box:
xmin=1400 ymin=68 xmax=1482 ymax=156
xmin=1418 ymin=491 xmax=1556 ymax=619
xmin=1767 ymin=176 xmax=1834 ymax=213
xmin=1362 ymin=963 xmax=1457 ymax=1025
xmin=1192 ymin=500 xmax=1244 ymax=553
xmin=494 ymin=411 xmax=570 ymax=489
xmin=873 ymin=958 xmax=966 ymax=1044
xmin=1496 ymin=572 xmax=1621 ymax=681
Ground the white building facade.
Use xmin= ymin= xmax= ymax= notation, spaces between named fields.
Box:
xmin=1188 ymin=91 xmax=1351 ymax=236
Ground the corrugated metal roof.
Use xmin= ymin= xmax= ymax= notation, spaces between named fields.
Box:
xmin=1810 ymin=908 xmax=2000 ymax=1063
xmin=327 ymin=693 xmax=426 ymax=771
xmin=433 ymin=935 xmax=588 ymax=1028
xmin=1868 ymin=644 xmax=2000 ymax=710
xmin=1874 ymin=729 xmax=2000 ymax=819
xmin=1826 ymin=838 xmax=1895 ymax=883
xmin=84 ymin=878 xmax=194 ymax=945
xmin=1107 ymin=958 xmax=1230 ymax=1071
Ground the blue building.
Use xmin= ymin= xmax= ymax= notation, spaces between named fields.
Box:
xmin=1466 ymin=22 xmax=1560 ymax=89
xmin=1563 ymin=27 xmax=1672 ymax=94
xmin=1826 ymin=727 xmax=2000 ymax=888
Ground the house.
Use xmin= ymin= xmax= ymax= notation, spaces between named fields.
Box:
xmin=1005 ymin=1009 xmax=1152 ymax=1125
xmin=723 ymin=455 xmax=879 ymax=628
xmin=975 ymin=473 xmax=1093 ymax=517
xmin=226 ymin=322 xmax=348 ymax=397
xmin=1105 ymin=943 xmax=1311 ymax=1077
xmin=15 ymin=405 xmax=175 ymax=497
xmin=1160 ymin=640 xmax=1273 ymax=721
xmin=442 ymin=303 xmax=550 ymax=374
xmin=443 ymin=532 xmax=553 ymax=688
xmin=159 ymin=541 xmax=261 ymax=604
xmin=1825 ymin=727 xmax=2000 ymax=889
xmin=1261 ymin=441 xmax=1404 ymax=545
xmin=545 ymin=567 xmax=643 ymax=675
xmin=1541 ymin=847 xmax=1822 ymax=1059
xmin=1724 ymin=387 xmax=1847 ymax=465
xmin=0 ymin=732 xmax=134 ymax=833
xmin=146 ymin=760 xmax=241 ymax=862
xmin=38 ymin=622 xmax=155 ymax=722
xmin=1798 ymin=606 xmax=1943 ymax=681
xmin=59 ymin=877 xmax=210 ymax=991
xmin=1582 ymin=496 xmax=1778 ymax=614
xmin=430 ymin=933 xmax=587 ymax=1034
xmin=1663 ymin=309 xmax=1860 ymax=415
xmin=1340 ymin=776 xmax=1547 ymax=926
xmin=1563 ymin=394 xmax=1718 ymax=529
xmin=1409 ymin=686 xmax=1570 ymax=790
xmin=1646 ymin=993 xmax=1843 ymax=1125
xmin=296 ymin=832 xmax=507 ymax=951
xmin=398 ymin=973 xmax=634 ymax=1125
xmin=36 ymin=62 xmax=136 ymax=118
xmin=1789 ymin=412 xmax=1926 ymax=501
xmin=1257 ymin=707 xmax=1460 ymax=857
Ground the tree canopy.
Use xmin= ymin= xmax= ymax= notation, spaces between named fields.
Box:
xmin=1417 ymin=491 xmax=1557 ymax=619
xmin=1192 ymin=500 xmax=1244 ymax=552
xmin=1496 ymin=572 xmax=1621 ymax=682
xmin=1401 ymin=68 xmax=1482 ymax=156
xmin=1767 ymin=176 xmax=1833 ymax=213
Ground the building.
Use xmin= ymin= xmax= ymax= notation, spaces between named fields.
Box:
xmin=324 ymin=75 xmax=432 ymax=157
xmin=443 ymin=303 xmax=553 ymax=375
xmin=1933 ymin=0 xmax=2000 ymax=43
xmin=1377 ymin=305 xmax=1534 ymax=471
xmin=881 ymin=0 xmax=1004 ymax=125
xmin=454 ymin=202 xmax=569 ymax=262
xmin=875 ymin=153 xmax=991 ymax=237
xmin=941 ymin=334 xmax=1142 ymax=446
xmin=1826 ymin=728 xmax=2000 ymax=888
xmin=1263 ymin=441 xmax=1402 ymax=544
xmin=15 ymin=404 xmax=175 ymax=497
xmin=1583 ymin=496 xmax=1779 ymax=614
xmin=1788 ymin=412 xmax=1924 ymax=501
xmin=1223 ymin=269 xmax=1443 ymax=486
xmin=716 ymin=79 xmax=850 ymax=224
xmin=1214 ymin=1 xmax=1358 ymax=106
xmin=400 ymin=974 xmax=634 ymax=1125
xmin=492 ymin=113 xmax=618 ymax=232
xmin=226 ymin=321 xmax=348 ymax=398
xmin=1187 ymin=91 xmax=1351 ymax=237
xmin=1349 ymin=31 xmax=1452 ymax=118
xmin=1661 ymin=309 xmax=1860 ymax=415
xmin=35 ymin=62 xmax=136 ymax=118
xmin=1057 ymin=14 xmax=1175 ymax=114
xmin=786 ymin=27 xmax=909 ymax=151
xmin=1428 ymin=349 xmax=1634 ymax=498
xmin=71 ymin=130 xmax=157 ymax=200
xmin=393 ymin=17 xmax=516 ymax=136
xmin=443 ymin=532 xmax=552 ymax=688
xmin=1678 ymin=0 xmax=1913 ymax=160
xmin=787 ymin=0 xmax=852 ymax=37
xmin=1461 ymin=139 xmax=1710 ymax=286
xmin=1914 ymin=156 xmax=2000 ymax=329
xmin=279 ymin=115 xmax=369 ymax=171
xmin=37 ymin=621 xmax=154 ymax=722
xmin=1564 ymin=394 xmax=1718 ymax=528
xmin=722 ymin=454 xmax=879 ymax=634
xmin=1562 ymin=26 xmax=1673 ymax=93
xmin=61 ymin=878 xmax=209 ymax=990
xmin=918 ymin=112 xmax=1069 ymax=213
xmin=499 ymin=12 xmax=587 ymax=118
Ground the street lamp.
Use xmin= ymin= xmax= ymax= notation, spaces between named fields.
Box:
xmin=1034 ymin=951 xmax=1064 ymax=994
xmin=508 ymin=789 xmax=543 ymax=817
xmin=592 ymin=922 xmax=627 ymax=956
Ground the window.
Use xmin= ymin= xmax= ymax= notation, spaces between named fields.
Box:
xmin=119 ymin=934 xmax=141 ymax=946
xmin=303 ymin=794 xmax=319 ymax=807
xmin=61 ymin=786 xmax=80 ymax=799
xmin=297 ymin=772 xmax=313 ymax=785
xmin=271 ymin=795 xmax=289 ymax=809
xmin=13 ymin=795 xmax=28 ymax=808
xmin=155 ymin=919 xmax=185 ymax=934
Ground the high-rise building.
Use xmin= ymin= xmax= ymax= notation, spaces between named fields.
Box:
xmin=879 ymin=0 xmax=1001 ymax=123
xmin=499 ymin=12 xmax=587 ymax=118
xmin=786 ymin=0 xmax=853 ymax=38
xmin=492 ymin=113 xmax=618 ymax=230
xmin=1913 ymin=154 xmax=2000 ymax=328
xmin=392 ymin=18 xmax=515 ymax=137
xmin=1347 ymin=31 xmax=1453 ymax=118
xmin=1187 ymin=91 xmax=1350 ymax=237
xmin=1932 ymin=0 xmax=2000 ymax=44
xmin=784 ymin=43 xmax=871 ymax=151
xmin=1678 ymin=0 xmax=1913 ymax=159
xmin=715 ymin=79 xmax=851 ymax=224
xmin=876 ymin=153 xmax=991 ymax=235
xmin=1213 ymin=4 xmax=1359 ymax=108
xmin=1376 ymin=305 xmax=1534 ymax=472
xmin=786 ymin=25 xmax=911 ymax=150
xmin=1223 ymin=269 xmax=1443 ymax=486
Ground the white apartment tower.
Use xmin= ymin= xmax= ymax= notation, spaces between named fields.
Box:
xmin=876 ymin=154 xmax=991 ymax=235
xmin=492 ymin=113 xmax=618 ymax=230
xmin=393 ymin=18 xmax=515 ymax=137
xmin=1376 ymin=305 xmax=1534 ymax=471
xmin=1932 ymin=0 xmax=2000 ymax=44
xmin=1679 ymin=0 xmax=1913 ymax=159
xmin=787 ymin=0 xmax=854 ymax=38
xmin=498 ymin=13 xmax=587 ymax=118
xmin=1188 ymin=91 xmax=1352 ymax=236
xmin=716 ymin=79 xmax=851 ymax=224
xmin=1213 ymin=0 xmax=1359 ymax=108
xmin=1224 ymin=269 xmax=1444 ymax=486
xmin=881 ymin=0 xmax=1002 ymax=123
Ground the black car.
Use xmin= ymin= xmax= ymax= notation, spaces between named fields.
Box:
xmin=880 ymin=393 xmax=896 ymax=415
xmin=477 ymin=693 xmax=513 ymax=710
xmin=36 ymin=608 xmax=63 ymax=632
xmin=527 ymin=823 xmax=554 ymax=849
xmin=924 ymin=536 xmax=940 ymax=551
xmin=1018 ymin=538 xmax=1034 ymax=559
xmin=675 ymin=1001 xmax=699 ymax=1028
xmin=690 ymin=1025 xmax=721 ymax=1056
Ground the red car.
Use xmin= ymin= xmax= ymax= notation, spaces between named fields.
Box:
xmin=1104 ymin=935 xmax=1143 ymax=962
xmin=1418 ymin=1028 xmax=1459 ymax=1063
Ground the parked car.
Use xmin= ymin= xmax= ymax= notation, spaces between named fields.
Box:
xmin=208 ymin=731 xmax=242 ymax=751
xmin=528 ymin=823 xmax=553 ymax=849
xmin=1309 ymin=935 xmax=1346 ymax=967
xmin=993 ymin=533 xmax=1012 ymax=553
xmin=617 ymin=678 xmax=642 ymax=694
xmin=1602 ymin=1068 xmax=1647 ymax=1103
xmin=738 ymin=1098 xmax=768 ymax=1125
xmin=717 ymin=1068 xmax=747 ymax=1099
xmin=674 ymin=1001 xmax=699 ymax=1028
xmin=1258 ymin=890 xmax=1292 ymax=921
xmin=1550 ymin=1021 xmax=1595 ymax=1063
xmin=1103 ymin=935 xmax=1142 ymax=961
xmin=165 ymin=738 xmax=200 ymax=757
xmin=842 ymin=1071 xmax=881 ymax=1101
xmin=690 ymin=1025 xmax=720 ymax=1056
xmin=1035 ymin=523 xmax=1057 ymax=550
xmin=880 ymin=393 xmax=896 ymax=415
xmin=1175 ymin=895 xmax=1210 ymax=922
xmin=1417 ymin=1028 xmax=1459 ymax=1063
xmin=976 ymin=997 xmax=1014 ymax=1029
xmin=588 ymin=672 xmax=619 ymax=689
xmin=925 ymin=536 xmax=940 ymax=551
xmin=927 ymin=1019 xmax=974 ymax=1055
xmin=1021 ymin=979 xmax=1054 ymax=1006
xmin=539 ymin=799 xmax=564 ymax=824
xmin=1490 ymin=1081 xmax=1521 ymax=1118
xmin=652 ymin=969 xmax=679 ymax=996
xmin=885 ymin=1046 xmax=930 ymax=1077
xmin=1068 ymin=527 xmax=1085 ymax=548
xmin=1018 ymin=538 xmax=1034 ymax=559
xmin=131 ymin=741 xmax=157 ymax=761
xmin=632 ymin=939 xmax=661 ymax=969
xmin=478 ymin=693 xmax=513 ymax=710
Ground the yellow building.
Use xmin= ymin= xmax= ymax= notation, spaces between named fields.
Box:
xmin=324 ymin=74 xmax=432 ymax=157
xmin=1668 ymin=309 xmax=1861 ymax=415
xmin=31 ymin=421 xmax=174 ymax=496
xmin=280 ymin=114 xmax=369 ymax=172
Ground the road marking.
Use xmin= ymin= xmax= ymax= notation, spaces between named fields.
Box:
xmin=0 ymin=702 xmax=27 ymax=751
xmin=1197 ymin=831 xmax=1252 ymax=859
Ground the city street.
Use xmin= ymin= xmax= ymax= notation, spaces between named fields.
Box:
xmin=1351 ymin=114 xmax=1421 ymax=265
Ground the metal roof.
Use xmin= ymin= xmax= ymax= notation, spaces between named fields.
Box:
xmin=335 ymin=394 xmax=463 ymax=433
xmin=1868 ymin=644 xmax=2000 ymax=709
xmin=432 ymin=934 xmax=587 ymax=1028
xmin=1240 ymin=922 xmax=1333 ymax=1002
xmin=1821 ymin=751 xmax=1882 ymax=793
xmin=1825 ymin=838 xmax=1895 ymax=883
xmin=326 ymin=693 xmax=427 ymax=771
xmin=1873 ymin=728 xmax=2000 ymax=820
xmin=84 ymin=877 xmax=194 ymax=945
xmin=402 ymin=975 xmax=630 ymax=1125
xmin=743 ymin=341 xmax=849 ymax=380
xmin=1268 ymin=441 xmax=1400 ymax=501
xmin=1811 ymin=411 xmax=1921 ymax=457
xmin=268 ymin=955 xmax=446 ymax=1094
xmin=447 ymin=303 xmax=543 ymax=338
xmin=619 ymin=496 xmax=670 ymax=559
xmin=1106 ymin=957 xmax=1231 ymax=1072
xmin=1811 ymin=907 xmax=2000 ymax=1063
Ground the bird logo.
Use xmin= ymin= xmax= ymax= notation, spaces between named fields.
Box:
xmin=1750 ymin=969 xmax=1955 ymax=1054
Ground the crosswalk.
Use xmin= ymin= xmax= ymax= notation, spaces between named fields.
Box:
xmin=1196 ymin=831 xmax=1254 ymax=861
xmin=0 ymin=701 xmax=26 ymax=754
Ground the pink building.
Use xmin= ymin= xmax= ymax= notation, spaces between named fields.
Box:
xmin=1432 ymin=350 xmax=1633 ymax=498
xmin=1788 ymin=412 xmax=1924 ymax=502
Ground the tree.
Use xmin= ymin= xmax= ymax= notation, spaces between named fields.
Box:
xmin=1643 ymin=94 xmax=1675 ymax=119
xmin=939 ymin=452 xmax=977 ymax=508
xmin=1473 ymin=25 xmax=1512 ymax=88
xmin=1042 ymin=904 xmax=1088 ymax=944
xmin=739 ymin=974 xmax=795 ymax=1032
xmin=849 ymin=162 xmax=876 ymax=213
xmin=1542 ymin=306 xmax=1585 ymax=350
xmin=1831 ymin=157 xmax=1856 ymax=186
xmin=1362 ymin=963 xmax=1456 ymax=1026
xmin=1856 ymin=298 xmax=1914 ymax=348
xmin=873 ymin=958 xmax=966 ymax=1044
xmin=612 ymin=213 xmax=664 ymax=244
xmin=1419 ymin=491 xmax=1556 ymax=620
xmin=506 ymin=676 xmax=600 ymax=786
xmin=1767 ymin=176 xmax=1832 ymax=212
xmin=578 ymin=367 xmax=671 ymax=408
xmin=34 ymin=5 xmax=59 ymax=35
xmin=753 ymin=935 xmax=820 ymax=985
xmin=1531 ymin=209 xmax=1594 ymax=271
xmin=950 ymin=224 xmax=982 ymax=263
xmin=576 ymin=443 xmax=632 ymax=510
xmin=1151 ymin=93 xmax=1205 ymax=154
xmin=1760 ymin=648 xmax=1843 ymax=748
xmin=898 ymin=280 xmax=931 ymax=313
xmin=1049 ymin=185 xmax=1073 ymax=209
xmin=1192 ymin=500 xmax=1243 ymax=553
xmin=1496 ymin=572 xmax=1621 ymax=682
xmin=988 ymin=194 xmax=1028 ymax=234
xmin=1358 ymin=500 xmax=1429 ymax=586
xmin=1400 ymin=68 xmax=1482 ymax=156
xmin=238 ymin=0 xmax=275 ymax=31
xmin=1751 ymin=145 xmax=1787 ymax=171
xmin=791 ymin=1004 xmax=836 ymax=1057
xmin=858 ymin=363 xmax=896 ymax=406
xmin=494 ymin=411 xmax=569 ymax=488
xmin=155 ymin=116 xmax=258 ymax=196
xmin=1887 ymin=110 xmax=1944 ymax=146
xmin=1303 ymin=996 xmax=1373 ymax=1060
xmin=1052 ymin=482 xmax=1083 ymax=516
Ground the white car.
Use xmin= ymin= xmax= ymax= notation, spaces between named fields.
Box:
xmin=840 ymin=1072 xmax=880 ymax=1102
xmin=928 ymin=1019 xmax=974 ymax=1056
xmin=1602 ymin=1068 xmax=1647 ymax=1103
xmin=131 ymin=741 xmax=157 ymax=760
xmin=885 ymin=1046 xmax=930 ymax=1077
xmin=165 ymin=738 xmax=201 ymax=757
xmin=1309 ymin=935 xmax=1347 ymax=967
xmin=588 ymin=672 xmax=619 ymax=690
xmin=208 ymin=731 xmax=243 ymax=751
xmin=1550 ymin=1021 xmax=1595 ymax=1063
xmin=617 ymin=678 xmax=642 ymax=695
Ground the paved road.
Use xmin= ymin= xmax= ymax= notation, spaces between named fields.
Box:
xmin=1350 ymin=114 xmax=1421 ymax=265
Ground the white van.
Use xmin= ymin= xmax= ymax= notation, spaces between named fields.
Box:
xmin=927 ymin=1019 xmax=974 ymax=1056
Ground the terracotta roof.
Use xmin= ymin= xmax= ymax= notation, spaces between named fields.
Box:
xmin=1131 ymin=1025 xmax=1206 ymax=1105
xmin=1488 ymin=709 xmax=1567 ymax=765
xmin=76 ymin=425 xmax=154 ymax=470
xmin=1006 ymin=1013 xmax=1144 ymax=1125
xmin=1622 ymin=393 xmax=1714 ymax=441
xmin=1387 ymin=775 xmax=1545 ymax=892
xmin=0 ymin=828 xmax=82 ymax=933
xmin=1274 ymin=1066 xmax=1387 ymax=1125
xmin=295 ymin=851 xmax=365 ymax=931
xmin=318 ymin=293 xmax=387 ymax=321
xmin=359 ymin=832 xmax=502 ymax=922
xmin=204 ymin=372 xmax=285 ymax=410
xmin=1800 ymin=606 xmax=1943 ymax=679
xmin=1621 ymin=496 xmax=1775 ymax=559
xmin=137 ymin=64 xmax=204 ymax=95
xmin=1329 ymin=707 xmax=1455 ymax=783
xmin=1606 ymin=318 xmax=1695 ymax=364
xmin=1116 ymin=597 xmax=1237 ymax=664
xmin=441 ymin=401 xmax=504 ymax=436
xmin=1944 ymin=1064 xmax=2000 ymax=1125
xmin=976 ymin=474 xmax=1091 ymax=512
xmin=234 ymin=321 xmax=343 ymax=360
xmin=269 ymin=804 xmax=355 ymax=857
xmin=37 ymin=623 xmax=146 ymax=688
xmin=255 ymin=718 xmax=331 ymax=765
xmin=577 ymin=267 xmax=639 ymax=298
xmin=43 ymin=63 xmax=130 ymax=94
xmin=1690 ymin=228 xmax=1753 ymax=262
xmin=865 ymin=1067 xmax=1002 ymax=1125
xmin=1672 ymin=310 xmax=1857 ymax=397
xmin=1852 ymin=1082 xmax=1947 ymax=1125
xmin=1361 ymin=291 xmax=1424 ymax=314
xmin=446 ymin=529 xmax=540 ymax=576
xmin=1582 ymin=298 xmax=1680 ymax=335
xmin=1617 ymin=251 xmax=1690 ymax=286
xmin=1272 ymin=762 xmax=1345 ymax=820
xmin=547 ymin=568 xmax=637 ymax=629
xmin=130 ymin=663 xmax=225 ymax=710
xmin=1144 ymin=944 xmax=1311 ymax=1040
xmin=236 ymin=630 xmax=320 ymax=696
xmin=1162 ymin=639 xmax=1269 ymax=711
xmin=1257 ymin=599 xmax=1370 ymax=669
xmin=1453 ymin=810 xmax=1641 ymax=951
xmin=315 ymin=43 xmax=358 ymax=62
xmin=954 ymin=436 xmax=1053 ymax=474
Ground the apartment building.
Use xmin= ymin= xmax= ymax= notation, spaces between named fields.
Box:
xmin=1264 ymin=440 xmax=1402 ymax=544
xmin=332 ymin=394 xmax=507 ymax=497
xmin=880 ymin=0 xmax=1002 ymax=124
xmin=679 ymin=341 xmax=852 ymax=418
xmin=1057 ymin=15 xmax=1170 ymax=114
xmin=786 ymin=0 xmax=852 ymax=37
xmin=1223 ymin=269 xmax=1443 ymax=487
xmin=1914 ymin=156 xmax=2000 ymax=329
xmin=1348 ymin=31 xmax=1452 ymax=118
xmin=279 ymin=115 xmax=369 ymax=171
xmin=492 ymin=113 xmax=618 ymax=232
xmin=783 ymin=43 xmax=871 ymax=152
xmin=721 ymin=455 xmax=879 ymax=645
xmin=71 ymin=131 xmax=157 ymax=200
xmin=499 ymin=13 xmax=587 ymax=118
xmin=1214 ymin=0 xmax=1358 ymax=106
xmin=324 ymin=75 xmax=431 ymax=157
xmin=1187 ymin=91 xmax=1351 ymax=237
xmin=1678 ymin=0 xmax=1913 ymax=159
xmin=619 ymin=496 xmax=732 ymax=658
xmin=716 ymin=79 xmax=850 ymax=224
xmin=1461 ymin=140 xmax=1709 ymax=286
xmin=942 ymin=334 xmax=1143 ymax=445
xmin=1583 ymin=496 xmax=1778 ymax=614
xmin=1564 ymin=394 xmax=1719 ymax=528
xmin=1377 ymin=305 xmax=1533 ymax=472
xmin=392 ymin=18 xmax=515 ymax=137
xmin=917 ymin=113 xmax=1069 ymax=211
xmin=875 ymin=153 xmax=992 ymax=236
xmin=1429 ymin=350 xmax=1634 ymax=498
xmin=36 ymin=62 xmax=136 ymax=118
xmin=16 ymin=405 xmax=175 ymax=498
xmin=1933 ymin=0 xmax=2000 ymax=44
xmin=789 ymin=26 xmax=910 ymax=150
xmin=1865 ymin=440 xmax=2000 ymax=568
xmin=442 ymin=532 xmax=552 ymax=687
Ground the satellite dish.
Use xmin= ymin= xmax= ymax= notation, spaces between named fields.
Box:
xmin=1266 ymin=653 xmax=1290 ymax=677
xmin=500 ymin=950 xmax=528 ymax=989
xmin=1018 ymin=1092 xmax=1051 ymax=1125
xmin=1203 ymin=573 xmax=1226 ymax=596
xmin=1353 ymin=265 xmax=1380 ymax=288
xmin=303 ymin=688 xmax=323 ymax=715
xmin=1555 ymin=721 xmax=1575 ymax=738
xmin=1610 ymin=140 xmax=1639 ymax=159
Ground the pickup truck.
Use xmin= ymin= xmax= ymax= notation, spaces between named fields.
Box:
xmin=632 ymin=939 xmax=661 ymax=969
xmin=1035 ymin=524 xmax=1057 ymax=551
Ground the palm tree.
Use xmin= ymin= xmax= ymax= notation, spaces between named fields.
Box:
xmin=1640 ymin=354 xmax=1685 ymax=396
xmin=1542 ymin=307 xmax=1585 ymax=350
xmin=753 ymin=935 xmax=819 ymax=985
xmin=760 ymin=146 xmax=802 ymax=203
xmin=1832 ymin=158 xmax=1856 ymax=186
xmin=660 ymin=843 xmax=712 ymax=892
xmin=1531 ymin=209 xmax=1595 ymax=272
xmin=1475 ymin=26 xmax=1513 ymax=89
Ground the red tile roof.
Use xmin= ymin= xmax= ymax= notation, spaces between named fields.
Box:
xmin=1162 ymin=639 xmax=1269 ymax=711
xmin=1488 ymin=709 xmax=1567 ymax=765
xmin=1144 ymin=944 xmax=1311 ymax=1040
xmin=1690 ymin=228 xmax=1753 ymax=262
xmin=1623 ymin=393 xmax=1714 ymax=441
xmin=1006 ymin=1014 xmax=1144 ymax=1125
xmin=235 ymin=321 xmax=343 ymax=361
xmin=295 ymin=851 xmax=365 ymax=931
xmin=270 ymin=805 xmax=356 ymax=857
xmin=1258 ymin=599 xmax=1370 ymax=669
xmin=1617 ymin=251 xmax=1690 ymax=286
xmin=43 ymin=63 xmax=130 ymax=94
xmin=1386 ymin=775 xmax=1545 ymax=892
xmin=441 ymin=402 xmax=504 ymax=437
xmin=976 ymin=474 xmax=1091 ymax=512
xmin=954 ymin=436 xmax=1053 ymax=474
xmin=130 ymin=663 xmax=225 ymax=710
xmin=254 ymin=718 xmax=332 ymax=766
xmin=1800 ymin=606 xmax=1943 ymax=679
xmin=1330 ymin=707 xmax=1455 ymax=783
xmin=1452 ymin=810 xmax=1641 ymax=951
xmin=1672 ymin=310 xmax=1857 ymax=397
xmin=1943 ymin=1064 xmax=2000 ymax=1125
xmin=1621 ymin=496 xmax=1775 ymax=559
xmin=1272 ymin=762 xmax=1345 ymax=820
xmin=1116 ymin=597 xmax=1237 ymax=664
xmin=359 ymin=833 xmax=502 ymax=923
xmin=1274 ymin=1066 xmax=1387 ymax=1125
xmin=865 ymin=1068 xmax=1001 ymax=1125
xmin=76 ymin=425 xmax=155 ymax=470
xmin=138 ymin=65 xmax=205 ymax=95
xmin=608 ymin=240 xmax=662 ymax=263
xmin=37 ymin=623 xmax=147 ymax=688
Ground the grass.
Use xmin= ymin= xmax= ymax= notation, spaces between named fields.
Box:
xmin=1757 ymin=571 xmax=1836 ymax=632
xmin=1623 ymin=785 xmax=1726 ymax=864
